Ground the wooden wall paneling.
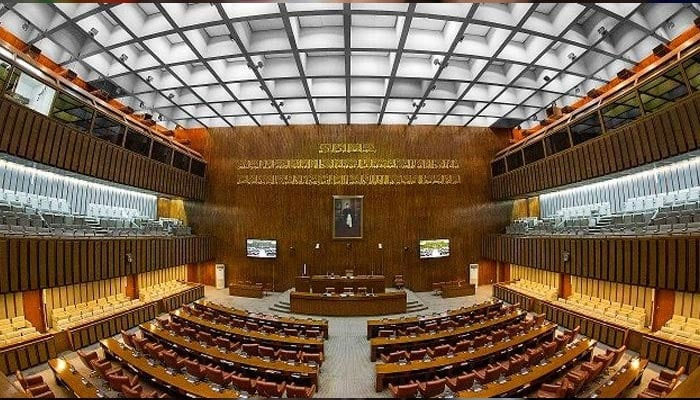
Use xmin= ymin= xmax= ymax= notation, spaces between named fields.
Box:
xmin=668 ymin=110 xmax=688 ymax=154
xmin=690 ymin=237 xmax=699 ymax=293
xmin=658 ymin=238 xmax=667 ymax=289
xmin=17 ymin=113 xmax=35 ymax=158
xmin=41 ymin=121 xmax=56 ymax=165
xmin=0 ymin=103 xmax=19 ymax=152
xmin=63 ymin=130 xmax=77 ymax=171
xmin=661 ymin=112 xmax=680 ymax=156
xmin=8 ymin=107 xmax=27 ymax=155
xmin=617 ymin=129 xmax=631 ymax=170
xmin=48 ymin=126 xmax=63 ymax=167
xmin=0 ymin=101 xmax=11 ymax=150
xmin=668 ymin=238 xmax=677 ymax=290
xmin=38 ymin=239 xmax=47 ymax=289
xmin=29 ymin=239 xmax=38 ymax=290
xmin=18 ymin=240 xmax=28 ymax=291
xmin=680 ymin=100 xmax=699 ymax=150
xmin=630 ymin=239 xmax=639 ymax=286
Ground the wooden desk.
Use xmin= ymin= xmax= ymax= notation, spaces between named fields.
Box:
xmin=48 ymin=358 xmax=100 ymax=398
xmin=369 ymin=311 xmax=525 ymax=361
xmin=668 ymin=360 xmax=700 ymax=398
xmin=0 ymin=371 xmax=27 ymax=398
xmin=594 ymin=358 xmax=648 ymax=398
xmin=440 ymin=282 xmax=476 ymax=298
xmin=228 ymin=283 xmax=263 ymax=298
xmin=456 ymin=338 xmax=596 ymax=398
xmin=171 ymin=310 xmax=324 ymax=353
xmin=290 ymin=291 xmax=405 ymax=316
xmin=295 ymin=275 xmax=385 ymax=293
xmin=366 ymin=300 xmax=502 ymax=339
xmin=374 ymin=322 xmax=556 ymax=391
xmin=101 ymin=338 xmax=239 ymax=398
xmin=140 ymin=323 xmax=319 ymax=388
xmin=196 ymin=301 xmax=329 ymax=339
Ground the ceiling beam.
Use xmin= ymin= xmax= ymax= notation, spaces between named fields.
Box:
xmin=377 ymin=3 xmax=415 ymax=125
xmin=437 ymin=4 xmax=539 ymax=126
xmin=215 ymin=4 xmax=288 ymax=126
xmin=155 ymin=3 xmax=259 ymax=127
xmin=408 ymin=4 xmax=479 ymax=125
xmin=451 ymin=5 xmax=590 ymax=127
xmin=103 ymin=7 xmax=226 ymax=128
xmin=279 ymin=3 xmax=319 ymax=125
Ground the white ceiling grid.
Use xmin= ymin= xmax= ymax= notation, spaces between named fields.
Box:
xmin=0 ymin=2 xmax=696 ymax=129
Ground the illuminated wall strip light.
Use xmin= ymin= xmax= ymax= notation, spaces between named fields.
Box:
xmin=0 ymin=158 xmax=157 ymax=216
xmin=540 ymin=155 xmax=700 ymax=215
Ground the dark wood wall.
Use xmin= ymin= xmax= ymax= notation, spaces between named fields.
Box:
xmin=492 ymin=91 xmax=700 ymax=199
xmin=0 ymin=235 xmax=212 ymax=293
xmin=186 ymin=125 xmax=511 ymax=291
xmin=483 ymin=234 xmax=700 ymax=292
xmin=0 ymin=99 xmax=205 ymax=200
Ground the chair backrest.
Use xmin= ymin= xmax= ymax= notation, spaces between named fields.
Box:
xmin=410 ymin=349 xmax=427 ymax=360
xmin=122 ymin=385 xmax=141 ymax=398
xmin=242 ymin=343 xmax=259 ymax=355
xmin=394 ymin=383 xmax=418 ymax=397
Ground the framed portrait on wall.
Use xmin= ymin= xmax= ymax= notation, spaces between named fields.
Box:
xmin=333 ymin=195 xmax=363 ymax=239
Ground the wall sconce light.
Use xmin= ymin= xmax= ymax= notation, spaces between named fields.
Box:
xmin=314 ymin=243 xmax=320 ymax=250
xmin=562 ymin=250 xmax=570 ymax=263
xmin=378 ymin=243 xmax=383 ymax=249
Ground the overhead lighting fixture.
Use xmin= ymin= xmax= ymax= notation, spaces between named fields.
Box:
xmin=168 ymin=93 xmax=175 ymax=100
xmin=89 ymin=27 xmax=99 ymax=37
xmin=666 ymin=20 xmax=675 ymax=30
xmin=567 ymin=52 xmax=576 ymax=61
xmin=139 ymin=101 xmax=145 ymax=108
xmin=119 ymin=53 xmax=128 ymax=62
xmin=146 ymin=75 xmax=153 ymax=83
xmin=280 ymin=114 xmax=291 ymax=121
xmin=543 ymin=75 xmax=551 ymax=82
xmin=597 ymin=26 xmax=608 ymax=37
xmin=21 ymin=22 xmax=30 ymax=32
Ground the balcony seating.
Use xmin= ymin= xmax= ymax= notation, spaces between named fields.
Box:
xmin=15 ymin=370 xmax=55 ymax=398
xmin=388 ymin=382 xmax=419 ymax=398
xmin=0 ymin=315 xmax=41 ymax=346
xmin=507 ymin=188 xmax=700 ymax=237
xmin=655 ymin=315 xmax=700 ymax=347
xmin=507 ymin=279 xmax=558 ymax=301
xmin=51 ymin=293 xmax=141 ymax=330
xmin=255 ymin=379 xmax=286 ymax=397
xmin=554 ymin=293 xmax=647 ymax=329
xmin=286 ymin=384 xmax=316 ymax=398
xmin=139 ymin=280 xmax=191 ymax=302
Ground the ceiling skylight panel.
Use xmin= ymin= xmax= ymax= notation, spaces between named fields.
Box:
xmin=351 ymin=79 xmax=385 ymax=97
xmin=55 ymin=2 xmax=98 ymax=19
xmin=310 ymin=79 xmax=346 ymax=97
xmin=351 ymin=14 xmax=396 ymax=28
xmin=305 ymin=55 xmax=345 ymax=76
xmin=396 ymin=56 xmax=434 ymax=79
xmin=222 ymin=3 xmax=279 ymax=19
xmin=298 ymin=26 xmax=344 ymax=50
xmin=385 ymin=98 xmax=412 ymax=113
xmin=36 ymin=39 xmax=73 ymax=65
xmin=405 ymin=27 xmax=448 ymax=52
xmin=352 ymin=98 xmax=381 ymax=113
xmin=287 ymin=3 xmax=342 ymax=13
xmin=352 ymin=54 xmax=391 ymax=76
xmin=299 ymin=15 xmax=344 ymax=28
xmin=315 ymin=98 xmax=346 ymax=113
xmin=353 ymin=26 xmax=398 ymax=49
xmin=12 ymin=3 xmax=60 ymax=31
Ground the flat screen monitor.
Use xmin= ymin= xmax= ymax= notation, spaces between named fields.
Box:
xmin=419 ymin=239 xmax=450 ymax=259
xmin=246 ymin=239 xmax=277 ymax=259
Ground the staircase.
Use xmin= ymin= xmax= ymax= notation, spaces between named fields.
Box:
xmin=588 ymin=216 xmax=612 ymax=234
xmin=84 ymin=216 xmax=109 ymax=235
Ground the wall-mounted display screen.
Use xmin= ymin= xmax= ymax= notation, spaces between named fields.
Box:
xmin=246 ymin=239 xmax=277 ymax=259
xmin=419 ymin=239 xmax=450 ymax=259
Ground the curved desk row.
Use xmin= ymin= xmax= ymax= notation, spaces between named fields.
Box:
xmin=195 ymin=300 xmax=329 ymax=339
xmin=139 ymin=323 xmax=320 ymax=388
xmin=100 ymin=338 xmax=240 ymax=398
xmin=290 ymin=291 xmax=406 ymax=317
xmin=170 ymin=309 xmax=324 ymax=353
xmin=366 ymin=300 xmax=502 ymax=339
xmin=374 ymin=322 xmax=556 ymax=391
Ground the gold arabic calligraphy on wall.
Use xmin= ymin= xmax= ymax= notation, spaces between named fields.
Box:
xmin=236 ymin=143 xmax=461 ymax=185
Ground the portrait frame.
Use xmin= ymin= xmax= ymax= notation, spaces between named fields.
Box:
xmin=332 ymin=195 xmax=364 ymax=239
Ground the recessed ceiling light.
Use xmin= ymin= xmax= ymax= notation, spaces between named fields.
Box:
xmin=89 ymin=27 xmax=99 ymax=37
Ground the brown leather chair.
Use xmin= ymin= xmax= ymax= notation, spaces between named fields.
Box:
xmin=231 ymin=374 xmax=257 ymax=395
xmin=305 ymin=329 xmax=322 ymax=339
xmin=388 ymin=382 xmax=418 ymax=398
xmin=184 ymin=359 xmax=208 ymax=380
xmin=446 ymin=372 xmax=476 ymax=391
xmin=283 ymin=328 xmax=299 ymax=336
xmin=77 ymin=349 xmax=99 ymax=372
xmin=324 ymin=287 xmax=336 ymax=294
xmin=286 ymin=384 xmax=316 ymax=398
xmin=258 ymin=345 xmax=277 ymax=359
xmin=526 ymin=347 xmax=544 ymax=366
xmin=161 ymin=349 xmax=187 ymax=370
xmin=416 ymin=378 xmax=446 ymax=398
xmin=476 ymin=364 xmax=503 ymax=383
xmin=205 ymin=366 xmax=233 ymax=387
xmin=106 ymin=372 xmax=140 ymax=393
xmin=581 ymin=360 xmax=604 ymax=380
xmin=378 ymin=329 xmax=395 ymax=337
xmin=653 ymin=366 xmax=685 ymax=386
xmin=535 ymin=382 xmax=570 ymax=398
xmin=299 ymin=351 xmax=323 ymax=365
xmin=196 ymin=331 xmax=214 ymax=346
xmin=381 ymin=350 xmax=408 ymax=363
xmin=278 ymin=349 xmax=300 ymax=362
xmin=473 ymin=334 xmax=488 ymax=347
xmin=489 ymin=329 xmax=506 ymax=342
xmin=241 ymin=343 xmax=259 ymax=356
xmin=427 ymin=344 xmax=450 ymax=358
xmin=121 ymin=330 xmax=136 ymax=348
xmin=256 ymin=379 xmax=287 ymax=397
xmin=638 ymin=379 xmax=676 ymax=398
xmin=90 ymin=358 xmax=122 ymax=380
xmin=394 ymin=275 xmax=405 ymax=289
xmin=542 ymin=341 xmax=558 ymax=358
xmin=505 ymin=354 xmax=526 ymax=375
xmin=409 ymin=349 xmax=427 ymax=361
xmin=451 ymin=339 xmax=472 ymax=353
xmin=15 ymin=370 xmax=54 ymax=398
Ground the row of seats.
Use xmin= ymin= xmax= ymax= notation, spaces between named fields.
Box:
xmin=86 ymin=203 xmax=141 ymax=220
xmin=157 ymin=317 xmax=324 ymax=365
xmin=555 ymin=202 xmax=612 ymax=220
xmin=534 ymin=345 xmax=626 ymax=397
xmin=387 ymin=325 xmax=580 ymax=398
xmin=380 ymin=314 xmax=546 ymax=364
xmin=375 ymin=304 xmax=518 ymax=341
xmin=186 ymin=305 xmax=325 ymax=339
xmin=0 ymin=189 xmax=70 ymax=215
xmin=0 ymin=316 xmax=40 ymax=346
xmin=139 ymin=281 xmax=191 ymax=302
xmin=78 ymin=348 xmax=166 ymax=398
xmin=120 ymin=330 xmax=316 ymax=398
xmin=14 ymin=370 xmax=55 ymax=398
xmin=655 ymin=315 xmax=700 ymax=347
xmin=508 ymin=280 xmax=558 ymax=301
xmin=555 ymin=294 xmax=647 ymax=329
xmin=637 ymin=366 xmax=684 ymax=398
xmin=50 ymin=294 xmax=141 ymax=330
